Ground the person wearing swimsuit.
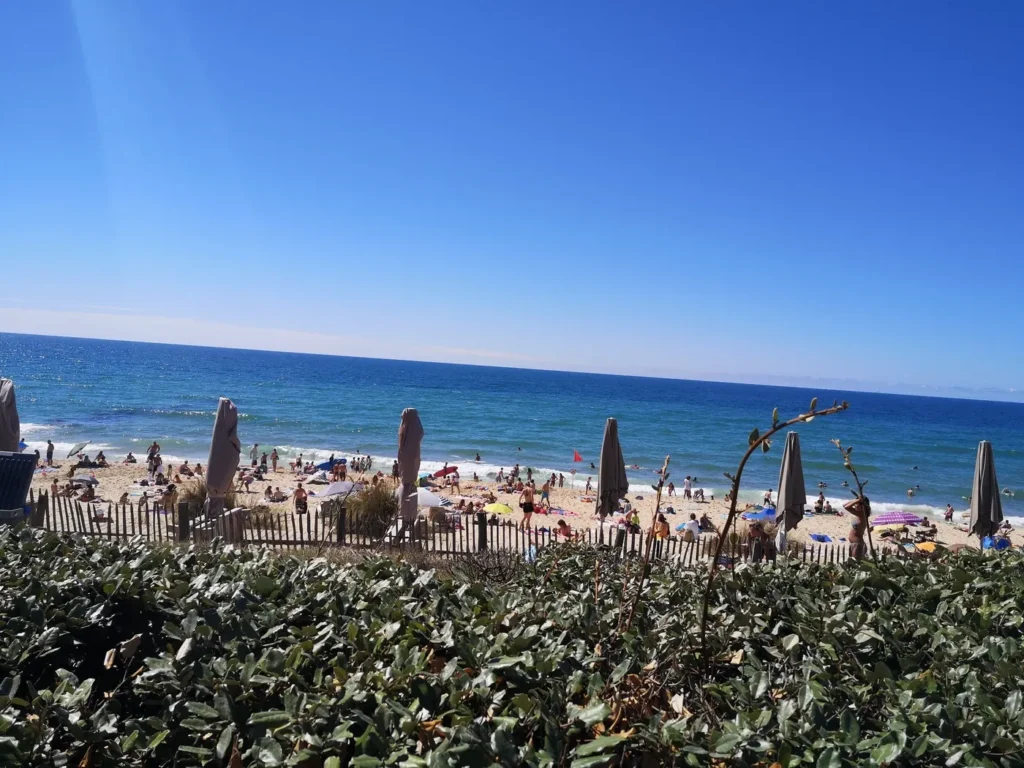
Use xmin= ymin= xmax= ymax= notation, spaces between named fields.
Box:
xmin=519 ymin=483 xmax=535 ymax=530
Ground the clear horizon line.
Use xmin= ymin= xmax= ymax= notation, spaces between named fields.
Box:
xmin=2 ymin=325 xmax=1022 ymax=406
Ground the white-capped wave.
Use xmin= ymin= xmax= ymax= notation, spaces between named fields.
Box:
xmin=19 ymin=423 xmax=53 ymax=434
xmin=21 ymin=440 xmax=116 ymax=455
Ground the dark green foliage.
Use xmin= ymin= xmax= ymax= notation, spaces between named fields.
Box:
xmin=1 ymin=528 xmax=1023 ymax=767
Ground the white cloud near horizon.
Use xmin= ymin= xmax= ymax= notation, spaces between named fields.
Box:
xmin=1 ymin=306 xmax=1022 ymax=403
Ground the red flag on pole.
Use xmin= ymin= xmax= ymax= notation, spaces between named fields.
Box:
xmin=573 ymin=450 xmax=582 ymax=463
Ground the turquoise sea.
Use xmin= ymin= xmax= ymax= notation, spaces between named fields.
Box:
xmin=2 ymin=332 xmax=1021 ymax=522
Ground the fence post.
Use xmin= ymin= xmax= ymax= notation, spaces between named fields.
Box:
xmin=29 ymin=490 xmax=47 ymax=528
xmin=336 ymin=504 xmax=347 ymax=546
xmin=614 ymin=528 xmax=625 ymax=554
xmin=476 ymin=511 xmax=487 ymax=552
xmin=177 ymin=502 xmax=190 ymax=542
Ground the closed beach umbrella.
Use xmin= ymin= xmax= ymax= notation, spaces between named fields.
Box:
xmin=206 ymin=398 xmax=241 ymax=504
xmin=596 ymin=417 xmax=628 ymax=519
xmin=776 ymin=432 xmax=807 ymax=532
xmin=968 ymin=440 xmax=1003 ymax=539
xmin=398 ymin=408 xmax=424 ymax=523
xmin=0 ymin=379 xmax=20 ymax=453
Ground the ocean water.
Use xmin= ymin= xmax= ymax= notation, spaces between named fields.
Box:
xmin=2 ymin=332 xmax=1022 ymax=522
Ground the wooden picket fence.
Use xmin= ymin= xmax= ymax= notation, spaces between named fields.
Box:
xmin=20 ymin=490 xmax=876 ymax=565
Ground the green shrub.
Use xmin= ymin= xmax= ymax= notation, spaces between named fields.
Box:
xmin=345 ymin=482 xmax=399 ymax=536
xmin=177 ymin=479 xmax=237 ymax=510
xmin=0 ymin=527 xmax=1022 ymax=767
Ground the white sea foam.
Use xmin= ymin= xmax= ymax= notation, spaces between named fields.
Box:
xmin=21 ymin=439 xmax=116 ymax=455
xmin=19 ymin=423 xmax=53 ymax=434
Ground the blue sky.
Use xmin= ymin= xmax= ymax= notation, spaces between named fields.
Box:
xmin=1 ymin=2 xmax=1022 ymax=398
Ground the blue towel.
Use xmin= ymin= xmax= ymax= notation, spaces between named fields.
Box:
xmin=810 ymin=533 xmax=832 ymax=543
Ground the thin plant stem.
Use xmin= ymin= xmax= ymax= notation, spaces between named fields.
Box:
xmin=698 ymin=401 xmax=848 ymax=664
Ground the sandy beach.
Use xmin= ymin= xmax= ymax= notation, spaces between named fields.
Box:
xmin=29 ymin=459 xmax=1018 ymax=552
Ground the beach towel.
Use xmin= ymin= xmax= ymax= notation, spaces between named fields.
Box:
xmin=810 ymin=533 xmax=832 ymax=543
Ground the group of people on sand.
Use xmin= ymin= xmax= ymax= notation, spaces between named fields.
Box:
xmin=666 ymin=475 xmax=706 ymax=502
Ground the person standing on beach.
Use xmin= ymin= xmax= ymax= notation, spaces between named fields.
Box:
xmin=519 ymin=481 xmax=535 ymax=530
xmin=750 ymin=523 xmax=769 ymax=563
xmin=558 ymin=473 xmax=564 ymax=488
xmin=668 ymin=482 xmax=675 ymax=497
xmin=844 ymin=497 xmax=870 ymax=559
xmin=683 ymin=476 xmax=692 ymax=499
xmin=250 ymin=443 xmax=259 ymax=468
xmin=271 ymin=449 xmax=279 ymax=473
xmin=46 ymin=440 xmax=54 ymax=466
xmin=260 ymin=452 xmax=268 ymax=472
xmin=654 ymin=514 xmax=670 ymax=558
xmin=944 ymin=504 xmax=954 ymax=522
xmin=540 ymin=479 xmax=551 ymax=509
xmin=294 ymin=482 xmax=308 ymax=514
xmin=585 ymin=476 xmax=593 ymax=494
